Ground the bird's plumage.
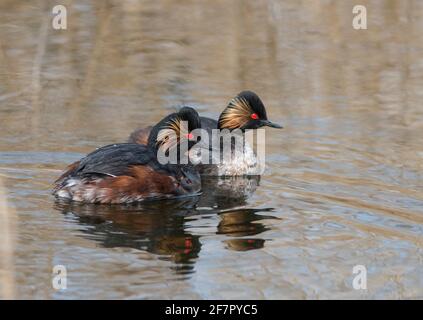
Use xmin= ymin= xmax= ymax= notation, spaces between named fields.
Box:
xmin=54 ymin=108 xmax=202 ymax=203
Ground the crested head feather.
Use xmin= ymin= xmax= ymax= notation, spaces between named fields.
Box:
xmin=218 ymin=96 xmax=253 ymax=129
xmin=147 ymin=106 xmax=200 ymax=152
xmin=156 ymin=116 xmax=189 ymax=151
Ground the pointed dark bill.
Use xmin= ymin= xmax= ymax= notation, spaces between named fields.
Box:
xmin=261 ymin=120 xmax=283 ymax=128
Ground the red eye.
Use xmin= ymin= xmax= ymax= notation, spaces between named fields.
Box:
xmin=186 ymin=133 xmax=194 ymax=139
xmin=251 ymin=113 xmax=259 ymax=120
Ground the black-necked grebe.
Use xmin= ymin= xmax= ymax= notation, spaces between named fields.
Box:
xmin=53 ymin=107 xmax=202 ymax=204
xmin=128 ymin=91 xmax=282 ymax=176
xmin=215 ymin=90 xmax=282 ymax=130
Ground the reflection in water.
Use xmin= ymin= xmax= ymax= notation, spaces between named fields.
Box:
xmin=217 ymin=208 xmax=276 ymax=237
xmin=1 ymin=0 xmax=423 ymax=299
xmin=55 ymin=198 xmax=202 ymax=276
xmin=217 ymin=208 xmax=279 ymax=251
xmin=198 ymin=176 xmax=260 ymax=209
xmin=54 ymin=176 xmax=275 ymax=275
xmin=223 ymin=239 xmax=266 ymax=252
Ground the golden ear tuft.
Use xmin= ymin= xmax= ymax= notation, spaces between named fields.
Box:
xmin=219 ymin=97 xmax=253 ymax=129
xmin=156 ymin=117 xmax=189 ymax=151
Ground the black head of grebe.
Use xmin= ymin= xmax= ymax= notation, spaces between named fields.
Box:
xmin=128 ymin=91 xmax=282 ymax=144
xmin=126 ymin=92 xmax=282 ymax=176
xmin=217 ymin=91 xmax=282 ymax=131
xmin=128 ymin=106 xmax=201 ymax=146
xmin=53 ymin=107 xmax=202 ymax=204
xmin=147 ymin=106 xmax=201 ymax=151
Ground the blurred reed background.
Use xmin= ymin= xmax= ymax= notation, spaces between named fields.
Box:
xmin=0 ymin=178 xmax=16 ymax=299
xmin=0 ymin=0 xmax=422 ymax=299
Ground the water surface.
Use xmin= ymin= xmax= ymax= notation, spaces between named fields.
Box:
xmin=0 ymin=0 xmax=422 ymax=299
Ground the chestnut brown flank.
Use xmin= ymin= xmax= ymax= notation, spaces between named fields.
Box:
xmin=96 ymin=165 xmax=178 ymax=202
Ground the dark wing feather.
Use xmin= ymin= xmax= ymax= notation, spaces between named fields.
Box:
xmin=72 ymin=143 xmax=155 ymax=178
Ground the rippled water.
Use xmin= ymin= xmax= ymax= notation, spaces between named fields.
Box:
xmin=0 ymin=0 xmax=422 ymax=299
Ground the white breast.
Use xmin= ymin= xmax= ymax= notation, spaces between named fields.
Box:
xmin=190 ymin=141 xmax=259 ymax=176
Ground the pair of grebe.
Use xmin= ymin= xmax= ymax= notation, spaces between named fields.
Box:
xmin=53 ymin=91 xmax=282 ymax=204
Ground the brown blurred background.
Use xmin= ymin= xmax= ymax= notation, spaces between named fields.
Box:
xmin=0 ymin=0 xmax=422 ymax=299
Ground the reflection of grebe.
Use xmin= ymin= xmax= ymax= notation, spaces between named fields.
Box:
xmin=54 ymin=198 xmax=202 ymax=273
xmin=217 ymin=208 xmax=279 ymax=251
xmin=128 ymin=91 xmax=282 ymax=176
xmin=197 ymin=176 xmax=260 ymax=209
xmin=224 ymin=239 xmax=265 ymax=251
xmin=53 ymin=107 xmax=201 ymax=204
